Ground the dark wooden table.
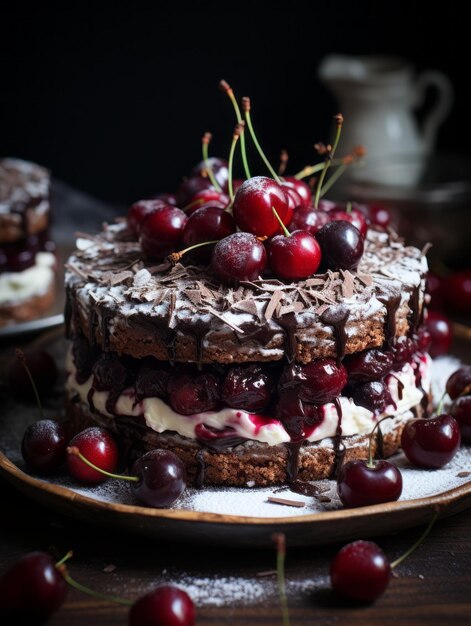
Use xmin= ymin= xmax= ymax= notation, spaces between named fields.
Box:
xmin=1 ymin=332 xmax=470 ymax=625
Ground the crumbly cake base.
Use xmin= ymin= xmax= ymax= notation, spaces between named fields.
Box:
xmin=67 ymin=392 xmax=429 ymax=487
xmin=0 ymin=279 xmax=55 ymax=327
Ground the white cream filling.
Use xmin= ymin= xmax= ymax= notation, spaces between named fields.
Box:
xmin=0 ymin=252 xmax=55 ymax=304
xmin=66 ymin=349 xmax=432 ymax=446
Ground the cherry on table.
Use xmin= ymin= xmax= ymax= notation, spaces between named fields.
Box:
xmin=337 ymin=459 xmax=403 ymax=508
xmin=21 ymin=419 xmax=69 ymax=474
xmin=140 ymin=206 xmax=188 ymax=260
xmin=182 ymin=206 xmax=236 ymax=262
xmin=425 ymin=311 xmax=452 ymax=357
xmin=212 ymin=232 xmax=267 ymax=283
xmin=268 ymin=230 xmax=322 ymax=280
xmin=221 ymin=364 xmax=274 ymax=412
xmin=8 ymin=349 xmax=58 ymax=398
xmin=129 ymin=585 xmax=195 ymax=626
xmin=289 ymin=206 xmax=330 ymax=234
xmin=0 ymin=552 xmax=68 ymax=621
xmin=167 ymin=373 xmax=220 ymax=415
xmin=130 ymin=450 xmax=187 ymax=508
xmin=316 ymin=220 xmax=364 ymax=271
xmin=66 ymin=427 xmax=119 ymax=484
xmin=446 ymin=366 xmax=471 ymax=399
xmin=401 ymin=414 xmax=461 ymax=469
xmin=232 ymin=176 xmax=292 ymax=237
xmin=450 ymin=396 xmax=471 ymax=443
xmin=330 ymin=540 xmax=391 ymax=603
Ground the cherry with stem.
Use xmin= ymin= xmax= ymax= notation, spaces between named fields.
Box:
xmin=227 ymin=122 xmax=245 ymax=201
xmin=219 ymin=79 xmax=251 ymax=179
xmin=201 ymin=132 xmax=223 ymax=192
xmin=242 ymin=96 xmax=280 ymax=182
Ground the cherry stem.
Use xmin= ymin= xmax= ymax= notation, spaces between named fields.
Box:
xmin=314 ymin=114 xmax=344 ymax=209
xmin=390 ymin=512 xmax=439 ymax=570
xmin=67 ymin=446 xmax=139 ymax=482
xmin=15 ymin=348 xmax=44 ymax=420
xmin=228 ymin=124 xmax=243 ymax=201
xmin=242 ymin=97 xmax=280 ymax=183
xmin=55 ymin=550 xmax=74 ymax=568
xmin=367 ymin=415 xmax=394 ymax=468
xmin=272 ymin=533 xmax=290 ymax=626
xmin=220 ymin=81 xmax=251 ymax=179
xmin=346 ymin=201 xmax=352 ymax=213
xmin=293 ymin=159 xmax=344 ymax=181
xmin=181 ymin=197 xmax=206 ymax=213
xmin=272 ymin=206 xmax=291 ymax=237
xmin=436 ymin=390 xmax=447 ymax=416
xmin=167 ymin=240 xmax=220 ymax=264
xmin=201 ymin=133 xmax=223 ymax=192
xmin=61 ymin=569 xmax=133 ymax=606
xmin=319 ymin=163 xmax=347 ymax=196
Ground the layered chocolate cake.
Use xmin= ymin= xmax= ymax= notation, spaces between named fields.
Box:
xmin=0 ymin=158 xmax=56 ymax=326
xmin=64 ymin=218 xmax=431 ymax=487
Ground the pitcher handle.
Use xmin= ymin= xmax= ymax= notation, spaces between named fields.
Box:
xmin=414 ymin=70 xmax=454 ymax=153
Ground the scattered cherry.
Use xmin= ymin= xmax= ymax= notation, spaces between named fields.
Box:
xmin=316 ymin=220 xmax=364 ymax=271
xmin=401 ymin=414 xmax=461 ymax=468
xmin=0 ymin=552 xmax=68 ymax=621
xmin=268 ymin=230 xmax=322 ymax=280
xmin=425 ymin=311 xmax=452 ymax=358
xmin=182 ymin=206 xmax=236 ymax=262
xmin=337 ymin=460 xmax=402 ymax=508
xmin=167 ymin=373 xmax=220 ymax=415
xmin=129 ymin=585 xmax=195 ymax=626
xmin=344 ymin=349 xmax=394 ymax=383
xmin=330 ymin=540 xmax=391 ymax=603
xmin=8 ymin=349 xmax=58 ymax=398
xmin=279 ymin=359 xmax=347 ymax=405
xmin=21 ymin=419 xmax=69 ymax=474
xmin=445 ymin=366 xmax=471 ymax=399
xmin=450 ymin=396 xmax=471 ymax=443
xmin=67 ymin=427 xmax=119 ymax=484
xmin=127 ymin=199 xmax=169 ymax=238
xmin=289 ymin=206 xmax=330 ymax=235
xmin=281 ymin=176 xmax=312 ymax=207
xmin=212 ymin=232 xmax=267 ymax=283
xmin=221 ymin=364 xmax=274 ymax=412
xmin=232 ymin=176 xmax=292 ymax=237
xmin=140 ymin=206 xmax=188 ymax=260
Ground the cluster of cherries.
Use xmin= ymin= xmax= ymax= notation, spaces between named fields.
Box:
xmin=0 ymin=229 xmax=55 ymax=274
xmin=127 ymin=157 xmax=386 ymax=283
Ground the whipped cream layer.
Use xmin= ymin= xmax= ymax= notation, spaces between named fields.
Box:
xmin=67 ymin=349 xmax=431 ymax=446
xmin=0 ymin=252 xmax=55 ymax=304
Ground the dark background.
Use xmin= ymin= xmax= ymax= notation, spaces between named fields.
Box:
xmin=1 ymin=0 xmax=469 ymax=205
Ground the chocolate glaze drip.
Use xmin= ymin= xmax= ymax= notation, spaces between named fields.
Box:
xmin=408 ymin=284 xmax=421 ymax=334
xmin=320 ymin=305 xmax=350 ymax=361
xmin=195 ymin=450 xmax=205 ymax=488
xmin=330 ymin=397 xmax=345 ymax=478
xmin=88 ymin=306 xmax=98 ymax=346
xmin=128 ymin=315 xmax=177 ymax=363
xmin=390 ymin=374 xmax=404 ymax=401
xmin=378 ymin=292 xmax=401 ymax=347
xmin=413 ymin=356 xmax=430 ymax=416
xmin=277 ymin=313 xmax=298 ymax=363
xmin=64 ymin=289 xmax=73 ymax=338
xmin=196 ymin=435 xmax=247 ymax=451
xmin=179 ymin=318 xmax=209 ymax=370
xmin=100 ymin=306 xmax=115 ymax=351
xmin=286 ymin=441 xmax=302 ymax=483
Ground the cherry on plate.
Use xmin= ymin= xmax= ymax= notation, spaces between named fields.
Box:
xmin=450 ymin=396 xmax=471 ymax=444
xmin=337 ymin=459 xmax=403 ymax=508
xmin=130 ymin=450 xmax=186 ymax=508
xmin=66 ymin=427 xmax=119 ymax=484
xmin=401 ymin=414 xmax=461 ymax=469
xmin=21 ymin=419 xmax=69 ymax=474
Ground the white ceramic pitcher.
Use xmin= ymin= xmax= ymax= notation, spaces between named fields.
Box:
xmin=318 ymin=55 xmax=453 ymax=185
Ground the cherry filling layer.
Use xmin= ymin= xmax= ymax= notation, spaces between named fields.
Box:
xmin=67 ymin=333 xmax=432 ymax=448
xmin=0 ymin=229 xmax=55 ymax=274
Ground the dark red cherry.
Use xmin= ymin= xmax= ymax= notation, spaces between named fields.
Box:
xmin=140 ymin=207 xmax=188 ymax=260
xmin=317 ymin=198 xmax=337 ymax=212
xmin=185 ymin=199 xmax=227 ymax=218
xmin=282 ymin=185 xmax=303 ymax=211
xmin=72 ymin=335 xmax=98 ymax=384
xmin=289 ymin=206 xmax=330 ymax=235
xmin=21 ymin=419 xmax=69 ymax=474
xmin=175 ymin=176 xmax=215 ymax=207
xmin=352 ymin=381 xmax=392 ymax=414
xmin=415 ymin=326 xmax=432 ymax=353
xmin=276 ymin=389 xmax=322 ymax=441
xmin=368 ymin=203 xmax=391 ymax=228
xmin=268 ymin=231 xmax=322 ymax=280
xmin=92 ymin=354 xmax=128 ymax=392
xmin=67 ymin=427 xmax=119 ymax=483
xmin=316 ymin=221 xmax=364 ymax=271
xmin=8 ymin=349 xmax=58 ymax=398
xmin=232 ymin=176 xmax=292 ymax=237
xmin=130 ymin=450 xmax=186 ymax=508
xmin=344 ymin=349 xmax=394 ymax=384
xmin=232 ymin=179 xmax=244 ymax=194
xmin=330 ymin=540 xmax=391 ymax=603
xmin=221 ymin=364 xmax=274 ymax=412
xmin=425 ymin=311 xmax=452 ymax=358
xmin=328 ymin=208 xmax=368 ymax=238
xmin=444 ymin=270 xmax=471 ymax=314
xmin=6 ymin=246 xmax=36 ymax=272
xmin=427 ymin=273 xmax=445 ymax=311
xmin=212 ymin=232 xmax=267 ymax=283
xmin=279 ymin=359 xmax=347 ymax=405
xmin=129 ymin=585 xmax=195 ymax=626
xmin=0 ymin=552 xmax=68 ymax=621
xmin=189 ymin=188 xmax=229 ymax=209
xmin=401 ymin=414 xmax=461 ymax=469
xmin=191 ymin=156 xmax=229 ymax=191
xmin=337 ymin=460 xmax=403 ymax=508
xmin=135 ymin=367 xmax=170 ymax=401
xmin=450 ymin=396 xmax=471 ymax=443
xmin=167 ymin=373 xmax=220 ymax=415
xmin=127 ymin=199 xmax=169 ymax=237
xmin=182 ymin=206 xmax=236 ymax=262
xmin=281 ymin=177 xmax=312 ymax=207
xmin=154 ymin=192 xmax=177 ymax=206
xmin=392 ymin=337 xmax=416 ymax=367
xmin=446 ymin=366 xmax=471 ymax=399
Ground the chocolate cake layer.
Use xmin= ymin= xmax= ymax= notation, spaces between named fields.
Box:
xmin=65 ymin=223 xmax=428 ymax=365
xmin=0 ymin=158 xmax=51 ymax=244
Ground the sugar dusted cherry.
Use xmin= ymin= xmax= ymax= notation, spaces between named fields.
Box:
xmin=127 ymin=199 xmax=169 ymax=237
xmin=182 ymin=206 xmax=236 ymax=262
xmin=212 ymin=232 xmax=267 ymax=283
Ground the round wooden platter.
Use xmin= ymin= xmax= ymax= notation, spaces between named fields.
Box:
xmin=1 ymin=450 xmax=470 ymax=548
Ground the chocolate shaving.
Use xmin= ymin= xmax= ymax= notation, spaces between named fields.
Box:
xmin=341 ymin=270 xmax=355 ymax=299
xmin=267 ymin=496 xmax=305 ymax=508
xmin=278 ymin=302 xmax=304 ymax=316
xmin=264 ymin=289 xmax=283 ymax=321
xmin=233 ymin=299 xmax=259 ymax=316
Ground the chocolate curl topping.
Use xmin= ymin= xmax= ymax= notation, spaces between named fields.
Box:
xmin=234 ymin=121 xmax=245 ymax=137
xmin=219 ymin=79 xmax=232 ymax=94
xmin=242 ymin=96 xmax=251 ymax=112
xmin=202 ymin=132 xmax=212 ymax=145
xmin=334 ymin=112 xmax=344 ymax=127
